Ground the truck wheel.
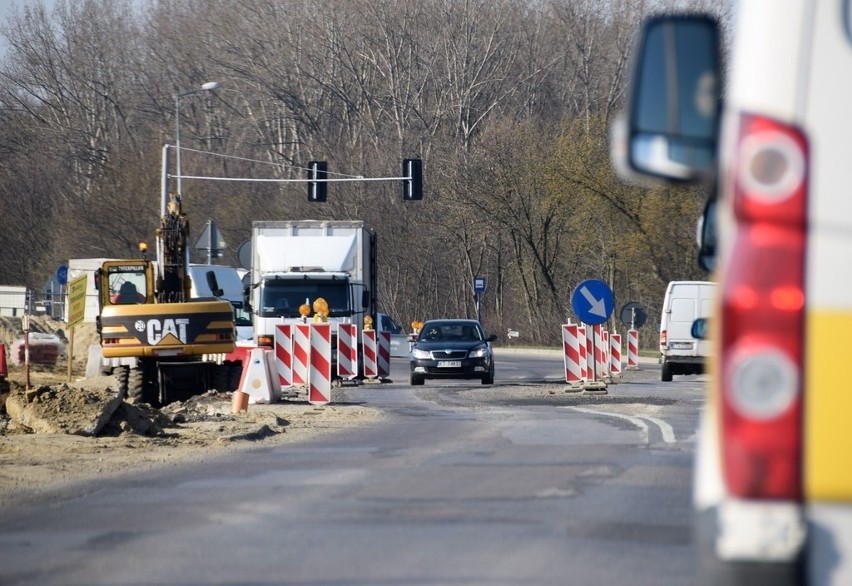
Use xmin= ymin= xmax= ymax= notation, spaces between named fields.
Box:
xmin=410 ymin=374 xmax=425 ymax=386
xmin=661 ymin=360 xmax=673 ymax=382
xmin=115 ymin=365 xmax=129 ymax=397
xmin=127 ymin=367 xmax=144 ymax=402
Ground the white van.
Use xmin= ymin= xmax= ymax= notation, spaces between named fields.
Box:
xmin=659 ymin=281 xmax=715 ymax=381
xmin=613 ymin=3 xmax=852 ymax=584
xmin=188 ymin=264 xmax=253 ymax=342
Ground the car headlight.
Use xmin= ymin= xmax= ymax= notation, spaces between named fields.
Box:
xmin=411 ymin=348 xmax=432 ymax=359
xmin=468 ymin=346 xmax=489 ymax=358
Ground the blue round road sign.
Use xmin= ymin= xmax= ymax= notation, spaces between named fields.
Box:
xmin=571 ymin=279 xmax=614 ymax=325
xmin=56 ymin=265 xmax=68 ymax=286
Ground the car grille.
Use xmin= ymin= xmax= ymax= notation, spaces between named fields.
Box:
xmin=430 ymin=350 xmax=467 ymax=360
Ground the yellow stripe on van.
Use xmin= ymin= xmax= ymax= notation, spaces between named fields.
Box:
xmin=805 ymin=311 xmax=852 ymax=502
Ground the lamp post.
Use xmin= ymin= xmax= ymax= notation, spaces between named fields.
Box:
xmin=174 ymin=81 xmax=220 ymax=196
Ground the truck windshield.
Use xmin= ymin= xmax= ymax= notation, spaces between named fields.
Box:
xmin=260 ymin=279 xmax=351 ymax=318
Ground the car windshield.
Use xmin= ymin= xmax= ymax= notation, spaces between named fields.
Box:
xmin=420 ymin=322 xmax=483 ymax=342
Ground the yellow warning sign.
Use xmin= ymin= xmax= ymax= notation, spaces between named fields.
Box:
xmin=66 ymin=274 xmax=88 ymax=329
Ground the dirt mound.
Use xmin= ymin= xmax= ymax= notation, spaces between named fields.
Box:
xmin=0 ymin=365 xmax=383 ymax=507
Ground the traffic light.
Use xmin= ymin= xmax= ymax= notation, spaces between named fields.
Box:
xmin=307 ymin=160 xmax=328 ymax=202
xmin=402 ymin=158 xmax=423 ymax=200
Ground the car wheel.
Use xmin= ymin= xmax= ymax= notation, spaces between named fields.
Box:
xmin=481 ymin=368 xmax=494 ymax=385
xmin=661 ymin=360 xmax=673 ymax=382
xmin=410 ymin=374 xmax=425 ymax=386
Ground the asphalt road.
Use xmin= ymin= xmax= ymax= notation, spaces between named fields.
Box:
xmin=0 ymin=349 xmax=707 ymax=586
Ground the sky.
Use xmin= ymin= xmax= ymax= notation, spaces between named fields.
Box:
xmin=0 ymin=0 xmax=57 ymax=53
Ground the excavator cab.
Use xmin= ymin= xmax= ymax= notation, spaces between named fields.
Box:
xmin=97 ymin=261 xmax=154 ymax=307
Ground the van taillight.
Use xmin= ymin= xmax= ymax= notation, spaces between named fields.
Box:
xmin=721 ymin=113 xmax=807 ymax=500
xmin=660 ymin=330 xmax=667 ymax=346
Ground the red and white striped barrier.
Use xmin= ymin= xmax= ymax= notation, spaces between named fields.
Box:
xmin=293 ymin=323 xmax=311 ymax=386
xmin=595 ymin=324 xmax=609 ymax=380
xmin=610 ymin=332 xmax=622 ymax=376
xmin=562 ymin=324 xmax=583 ymax=385
xmin=274 ymin=324 xmax=293 ymax=390
xmin=309 ymin=323 xmax=332 ymax=405
xmin=362 ymin=329 xmax=378 ymax=379
xmin=377 ymin=331 xmax=391 ymax=379
xmin=337 ymin=323 xmax=359 ymax=380
xmin=589 ymin=324 xmax=607 ymax=381
xmin=627 ymin=329 xmax=639 ymax=369
xmin=578 ymin=325 xmax=588 ymax=381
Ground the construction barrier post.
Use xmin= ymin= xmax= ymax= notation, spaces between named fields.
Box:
xmin=377 ymin=331 xmax=391 ymax=380
xmin=627 ymin=329 xmax=640 ymax=370
xmin=337 ymin=323 xmax=359 ymax=381
xmin=562 ymin=324 xmax=584 ymax=390
xmin=578 ymin=325 xmax=588 ymax=381
xmin=610 ymin=332 xmax=622 ymax=378
xmin=595 ymin=324 xmax=608 ymax=380
xmin=362 ymin=329 xmax=378 ymax=380
xmin=309 ymin=323 xmax=332 ymax=405
xmin=292 ymin=323 xmax=311 ymax=385
xmin=274 ymin=324 xmax=293 ymax=391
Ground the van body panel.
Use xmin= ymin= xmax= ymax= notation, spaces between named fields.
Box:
xmin=727 ymin=0 xmax=809 ymax=123
xmin=806 ymin=312 xmax=852 ymax=501
xmin=799 ymin=1 xmax=852 ymax=506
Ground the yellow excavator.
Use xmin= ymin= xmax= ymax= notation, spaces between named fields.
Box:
xmin=95 ymin=188 xmax=235 ymax=406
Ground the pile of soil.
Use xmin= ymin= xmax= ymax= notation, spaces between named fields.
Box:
xmin=0 ymin=327 xmax=383 ymax=508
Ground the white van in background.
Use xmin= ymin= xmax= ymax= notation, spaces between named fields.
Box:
xmin=188 ymin=264 xmax=253 ymax=342
xmin=659 ymin=281 xmax=715 ymax=382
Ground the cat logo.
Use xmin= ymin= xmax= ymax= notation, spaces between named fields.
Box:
xmin=145 ymin=318 xmax=189 ymax=345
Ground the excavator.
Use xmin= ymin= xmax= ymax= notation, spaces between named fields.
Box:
xmin=95 ymin=152 xmax=235 ymax=405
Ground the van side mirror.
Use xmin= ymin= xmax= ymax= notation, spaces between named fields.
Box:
xmin=691 ymin=317 xmax=708 ymax=340
xmin=243 ymin=284 xmax=253 ymax=312
xmin=206 ymin=270 xmax=223 ymax=298
xmin=614 ymin=15 xmax=721 ymax=182
xmin=696 ymin=197 xmax=717 ymax=272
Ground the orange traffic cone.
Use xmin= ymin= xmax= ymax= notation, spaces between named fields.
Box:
xmin=0 ymin=343 xmax=7 ymax=378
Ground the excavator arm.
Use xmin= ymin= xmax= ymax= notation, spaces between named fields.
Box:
xmin=156 ymin=193 xmax=192 ymax=303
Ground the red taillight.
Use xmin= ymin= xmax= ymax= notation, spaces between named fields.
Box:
xmin=720 ymin=113 xmax=807 ymax=500
xmin=257 ymin=335 xmax=274 ymax=348
xmin=660 ymin=330 xmax=667 ymax=346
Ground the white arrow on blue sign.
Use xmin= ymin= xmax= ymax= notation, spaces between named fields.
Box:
xmin=571 ymin=279 xmax=614 ymax=325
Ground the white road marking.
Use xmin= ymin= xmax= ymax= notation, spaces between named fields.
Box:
xmin=566 ymin=407 xmax=677 ymax=444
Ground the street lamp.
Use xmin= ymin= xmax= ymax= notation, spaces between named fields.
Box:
xmin=175 ymin=81 xmax=220 ymax=196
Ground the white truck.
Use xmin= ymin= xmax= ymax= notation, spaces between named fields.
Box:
xmin=248 ymin=220 xmax=378 ymax=367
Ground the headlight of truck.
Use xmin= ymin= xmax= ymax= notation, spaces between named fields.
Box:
xmin=411 ymin=348 xmax=431 ymax=359
xmin=469 ymin=346 xmax=488 ymax=358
